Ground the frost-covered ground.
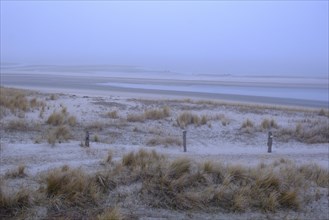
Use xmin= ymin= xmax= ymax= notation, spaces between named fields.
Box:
xmin=0 ymin=86 xmax=328 ymax=219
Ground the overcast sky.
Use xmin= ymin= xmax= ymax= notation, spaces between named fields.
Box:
xmin=1 ymin=1 xmax=328 ymax=76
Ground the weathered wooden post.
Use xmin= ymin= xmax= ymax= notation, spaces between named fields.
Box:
xmin=85 ymin=131 xmax=90 ymax=147
xmin=267 ymin=131 xmax=273 ymax=153
xmin=183 ymin=130 xmax=187 ymax=152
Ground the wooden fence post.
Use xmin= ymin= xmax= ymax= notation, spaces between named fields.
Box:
xmin=183 ymin=130 xmax=187 ymax=152
xmin=267 ymin=131 xmax=273 ymax=153
xmin=85 ymin=131 xmax=90 ymax=147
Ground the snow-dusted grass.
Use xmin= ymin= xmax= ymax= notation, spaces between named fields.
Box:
xmin=147 ymin=136 xmax=182 ymax=147
xmin=105 ymin=110 xmax=119 ymax=119
xmin=97 ymin=207 xmax=124 ymax=220
xmin=127 ymin=106 xmax=170 ymax=122
xmin=0 ymin=182 xmax=31 ymax=218
xmin=47 ymin=125 xmax=72 ymax=146
xmin=3 ymin=150 xmax=326 ymax=219
xmin=277 ymin=120 xmax=329 ymax=144
xmin=0 ymin=87 xmax=328 ymax=219
xmin=0 ymin=87 xmax=45 ymax=117
xmin=5 ymin=165 xmax=27 ymax=179
xmin=176 ymin=111 xmax=208 ymax=128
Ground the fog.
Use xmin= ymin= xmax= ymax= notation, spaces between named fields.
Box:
xmin=1 ymin=1 xmax=328 ymax=76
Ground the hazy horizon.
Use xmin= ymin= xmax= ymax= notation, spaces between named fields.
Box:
xmin=1 ymin=1 xmax=328 ymax=77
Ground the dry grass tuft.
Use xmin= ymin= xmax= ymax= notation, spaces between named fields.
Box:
xmin=318 ymin=108 xmax=329 ymax=117
xmin=46 ymin=108 xmax=77 ymax=127
xmin=261 ymin=118 xmax=279 ymax=130
xmin=47 ymin=112 xmax=65 ymax=126
xmin=277 ymin=120 xmax=329 ymax=144
xmin=126 ymin=113 xmax=145 ymax=122
xmin=105 ymin=150 xmax=113 ymax=164
xmin=5 ymin=165 xmax=27 ymax=178
xmin=86 ymin=121 xmax=105 ymax=131
xmin=93 ymin=134 xmax=100 ymax=142
xmin=210 ymin=114 xmax=230 ymax=126
xmin=0 ymin=87 xmax=29 ymax=114
xmin=202 ymin=161 xmax=214 ymax=173
xmin=47 ymin=125 xmax=72 ymax=145
xmin=97 ymin=207 xmax=124 ymax=220
xmin=241 ymin=119 xmax=254 ymax=129
xmin=127 ymin=107 xmax=170 ymax=122
xmin=43 ymin=166 xmax=101 ymax=207
xmin=0 ymin=182 xmax=31 ymax=217
xmin=200 ymin=115 xmax=208 ymax=125
xmin=176 ymin=111 xmax=207 ymax=128
xmin=0 ymin=87 xmax=45 ymax=118
xmin=139 ymin=155 xmax=317 ymax=212
xmin=278 ymin=190 xmax=299 ymax=209
xmin=121 ymin=149 xmax=164 ymax=170
xmin=298 ymin=164 xmax=329 ymax=187
xmin=147 ymin=136 xmax=182 ymax=147
xmin=167 ymin=158 xmax=191 ymax=179
xmin=106 ymin=110 xmax=119 ymax=119
xmin=5 ymin=119 xmax=29 ymax=131
xmin=39 ymin=105 xmax=46 ymax=119
xmin=144 ymin=106 xmax=170 ymax=120
xmin=122 ymin=152 xmax=135 ymax=167
xmin=50 ymin=94 xmax=57 ymax=100
xmin=1 ymin=151 xmax=326 ymax=216
xmin=240 ymin=119 xmax=255 ymax=133
xmin=67 ymin=116 xmax=77 ymax=126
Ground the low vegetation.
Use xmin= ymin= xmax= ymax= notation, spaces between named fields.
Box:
xmin=126 ymin=113 xmax=145 ymax=122
xmin=93 ymin=134 xmax=100 ymax=142
xmin=277 ymin=120 xmax=329 ymax=144
xmin=67 ymin=116 xmax=77 ymax=126
xmin=127 ymin=107 xmax=170 ymax=122
xmin=238 ymin=117 xmax=328 ymax=144
xmin=42 ymin=166 xmax=102 ymax=207
xmin=5 ymin=119 xmax=29 ymax=132
xmin=0 ymin=182 xmax=31 ymax=218
xmin=147 ymin=136 xmax=182 ymax=147
xmin=260 ymin=118 xmax=278 ymax=130
xmin=136 ymin=151 xmax=327 ymax=212
xmin=0 ymin=87 xmax=45 ymax=117
xmin=176 ymin=111 xmax=208 ymax=128
xmin=105 ymin=110 xmax=119 ymax=119
xmin=241 ymin=119 xmax=254 ymax=129
xmin=46 ymin=109 xmax=77 ymax=127
xmin=5 ymin=165 xmax=27 ymax=178
xmin=47 ymin=125 xmax=72 ymax=145
xmin=0 ymin=87 xmax=29 ymax=114
xmin=144 ymin=106 xmax=170 ymax=120
xmin=318 ymin=108 xmax=329 ymax=117
xmin=1 ymin=90 xmax=328 ymax=218
xmin=86 ymin=121 xmax=105 ymax=131
xmin=4 ymin=119 xmax=42 ymax=132
xmin=97 ymin=207 xmax=123 ymax=220
xmin=240 ymin=118 xmax=255 ymax=134
xmin=49 ymin=94 xmax=57 ymax=100
xmin=1 ymin=150 xmax=328 ymax=219
xmin=210 ymin=113 xmax=230 ymax=126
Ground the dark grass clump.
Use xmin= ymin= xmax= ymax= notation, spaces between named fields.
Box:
xmin=42 ymin=166 xmax=102 ymax=208
xmin=0 ymin=182 xmax=31 ymax=218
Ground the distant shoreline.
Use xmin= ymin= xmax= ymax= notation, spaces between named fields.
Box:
xmin=1 ymin=73 xmax=328 ymax=108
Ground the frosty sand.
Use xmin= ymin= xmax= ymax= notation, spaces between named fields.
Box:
xmin=0 ymin=86 xmax=328 ymax=219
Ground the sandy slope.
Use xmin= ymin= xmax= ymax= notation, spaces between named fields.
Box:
xmin=0 ymin=87 xmax=328 ymax=219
